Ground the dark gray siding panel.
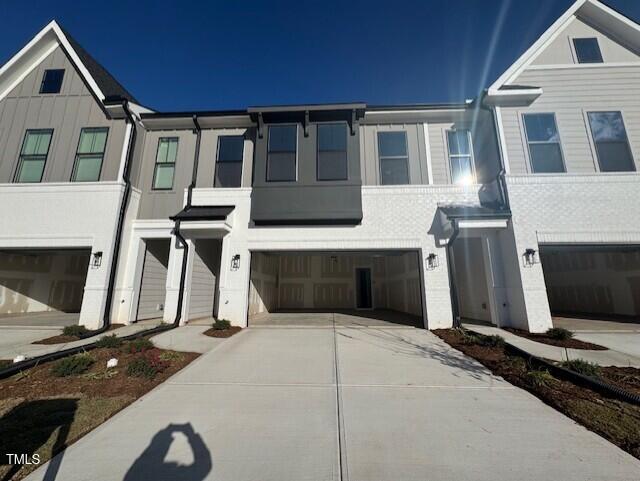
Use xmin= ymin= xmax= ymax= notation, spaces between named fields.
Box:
xmin=0 ymin=46 xmax=126 ymax=183
xmin=251 ymin=122 xmax=362 ymax=224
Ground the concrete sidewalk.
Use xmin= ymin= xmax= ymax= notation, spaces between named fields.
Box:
xmin=465 ymin=324 xmax=640 ymax=367
xmin=25 ymin=326 xmax=640 ymax=481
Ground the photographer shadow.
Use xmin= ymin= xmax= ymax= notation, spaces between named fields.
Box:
xmin=123 ymin=423 xmax=212 ymax=481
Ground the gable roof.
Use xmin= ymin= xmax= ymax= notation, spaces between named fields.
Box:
xmin=0 ymin=20 xmax=138 ymax=105
xmin=488 ymin=0 xmax=640 ymax=96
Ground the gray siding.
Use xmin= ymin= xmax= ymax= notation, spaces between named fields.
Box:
xmin=136 ymin=239 xmax=170 ymax=320
xmin=0 ymin=46 xmax=126 ymax=183
xmin=533 ymin=16 xmax=640 ymax=65
xmin=188 ymin=239 xmax=221 ymax=320
xmin=503 ymin=65 xmax=640 ymax=174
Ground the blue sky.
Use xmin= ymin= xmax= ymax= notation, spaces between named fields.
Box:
xmin=1 ymin=0 xmax=639 ymax=111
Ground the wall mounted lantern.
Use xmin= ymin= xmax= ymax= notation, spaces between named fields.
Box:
xmin=426 ymin=253 xmax=439 ymax=270
xmin=523 ymin=248 xmax=538 ymax=268
xmin=91 ymin=251 xmax=103 ymax=268
xmin=231 ymin=254 xmax=241 ymax=271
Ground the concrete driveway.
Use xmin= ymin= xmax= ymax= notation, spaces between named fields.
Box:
xmin=26 ymin=326 xmax=640 ymax=481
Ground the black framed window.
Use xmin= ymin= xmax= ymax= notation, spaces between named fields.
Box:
xmin=377 ymin=131 xmax=409 ymax=185
xmin=40 ymin=69 xmax=65 ymax=94
xmin=72 ymin=127 xmax=108 ymax=182
xmin=523 ymin=113 xmax=565 ymax=173
xmin=14 ymin=129 xmax=53 ymax=183
xmin=587 ymin=111 xmax=635 ymax=172
xmin=215 ymin=135 xmax=244 ymax=187
xmin=573 ymin=38 xmax=603 ymax=64
xmin=317 ymin=123 xmax=348 ymax=181
xmin=267 ymin=125 xmax=297 ymax=182
xmin=153 ymin=137 xmax=178 ymax=190
xmin=446 ymin=130 xmax=476 ymax=184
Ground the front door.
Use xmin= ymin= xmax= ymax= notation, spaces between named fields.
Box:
xmin=356 ymin=267 xmax=373 ymax=309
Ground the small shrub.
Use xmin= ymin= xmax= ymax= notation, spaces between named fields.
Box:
xmin=526 ymin=369 xmax=554 ymax=389
xmin=127 ymin=351 xmax=169 ymax=379
xmin=62 ymin=325 xmax=90 ymax=337
xmin=159 ymin=351 xmax=184 ymax=363
xmin=52 ymin=353 xmax=95 ymax=377
xmin=546 ymin=327 xmax=574 ymax=341
xmin=212 ymin=319 xmax=231 ymax=330
xmin=476 ymin=334 xmax=505 ymax=348
xmin=95 ymin=334 xmax=122 ymax=349
xmin=125 ymin=338 xmax=154 ymax=353
xmin=561 ymin=359 xmax=601 ymax=378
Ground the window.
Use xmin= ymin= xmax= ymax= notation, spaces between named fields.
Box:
xmin=39 ymin=69 xmax=65 ymax=94
xmin=14 ymin=129 xmax=53 ymax=183
xmin=267 ymin=125 xmax=297 ymax=181
xmin=587 ymin=111 xmax=635 ymax=172
xmin=215 ymin=136 xmax=244 ymax=187
xmin=523 ymin=113 xmax=565 ymax=173
xmin=72 ymin=128 xmax=108 ymax=181
xmin=153 ymin=137 xmax=178 ymax=189
xmin=317 ymin=123 xmax=348 ymax=181
xmin=377 ymin=131 xmax=409 ymax=185
xmin=573 ymin=38 xmax=603 ymax=64
xmin=446 ymin=130 xmax=476 ymax=184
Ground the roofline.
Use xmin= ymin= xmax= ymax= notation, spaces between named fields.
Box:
xmin=141 ymin=109 xmax=248 ymax=119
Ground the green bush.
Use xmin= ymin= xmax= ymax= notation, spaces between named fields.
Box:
xmin=212 ymin=319 xmax=231 ymax=330
xmin=52 ymin=353 xmax=95 ymax=377
xmin=127 ymin=351 xmax=169 ymax=379
xmin=159 ymin=351 xmax=184 ymax=363
xmin=526 ymin=369 xmax=554 ymax=389
xmin=95 ymin=334 xmax=123 ymax=349
xmin=560 ymin=359 xmax=601 ymax=378
xmin=125 ymin=338 xmax=154 ymax=353
xmin=546 ymin=327 xmax=574 ymax=341
xmin=476 ymin=334 xmax=505 ymax=348
xmin=62 ymin=325 xmax=91 ymax=337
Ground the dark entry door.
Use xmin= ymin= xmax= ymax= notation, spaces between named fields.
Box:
xmin=356 ymin=267 xmax=373 ymax=309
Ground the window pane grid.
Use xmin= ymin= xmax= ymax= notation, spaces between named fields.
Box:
xmin=378 ymin=131 xmax=409 ymax=185
xmin=215 ymin=136 xmax=244 ymax=187
xmin=15 ymin=130 xmax=52 ymax=183
xmin=588 ymin=111 xmax=634 ymax=172
xmin=318 ymin=123 xmax=348 ymax=181
xmin=72 ymin=128 xmax=108 ymax=182
xmin=153 ymin=138 xmax=178 ymax=189
xmin=267 ymin=125 xmax=297 ymax=182
xmin=523 ymin=114 xmax=565 ymax=173
xmin=447 ymin=130 xmax=476 ymax=184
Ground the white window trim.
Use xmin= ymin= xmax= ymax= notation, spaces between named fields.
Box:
xmin=266 ymin=123 xmax=298 ymax=183
xmin=445 ymin=128 xmax=476 ymax=185
xmin=582 ymin=108 xmax=636 ymax=173
xmin=569 ymin=35 xmax=604 ymax=65
xmin=376 ymin=129 xmax=411 ymax=186
xmin=520 ymin=112 xmax=567 ymax=174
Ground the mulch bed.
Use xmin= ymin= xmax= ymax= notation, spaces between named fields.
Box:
xmin=503 ymin=327 xmax=607 ymax=350
xmin=0 ymin=343 xmax=199 ymax=480
xmin=203 ymin=326 xmax=242 ymax=338
xmin=32 ymin=324 xmax=124 ymax=345
xmin=599 ymin=367 xmax=640 ymax=397
xmin=434 ymin=328 xmax=640 ymax=460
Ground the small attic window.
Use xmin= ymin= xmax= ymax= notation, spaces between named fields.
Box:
xmin=39 ymin=69 xmax=65 ymax=94
xmin=573 ymin=38 xmax=603 ymax=64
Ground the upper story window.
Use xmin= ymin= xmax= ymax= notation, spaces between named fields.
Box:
xmin=446 ymin=130 xmax=475 ymax=185
xmin=587 ymin=111 xmax=635 ymax=172
xmin=153 ymin=137 xmax=178 ymax=190
xmin=573 ymin=38 xmax=603 ymax=64
xmin=215 ymin=135 xmax=244 ymax=188
xmin=267 ymin=125 xmax=297 ymax=182
xmin=317 ymin=123 xmax=348 ymax=181
xmin=14 ymin=129 xmax=53 ymax=183
xmin=523 ymin=113 xmax=565 ymax=173
xmin=72 ymin=127 xmax=108 ymax=182
xmin=39 ymin=69 xmax=65 ymax=94
xmin=377 ymin=131 xmax=409 ymax=185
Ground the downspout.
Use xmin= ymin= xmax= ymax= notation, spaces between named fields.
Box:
xmin=98 ymin=100 xmax=137 ymax=334
xmin=446 ymin=219 xmax=462 ymax=328
xmin=171 ymin=114 xmax=202 ymax=325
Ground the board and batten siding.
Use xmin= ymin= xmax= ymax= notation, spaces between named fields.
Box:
xmin=0 ymin=46 xmax=126 ymax=183
xmin=188 ymin=239 xmax=221 ymax=320
xmin=501 ymin=65 xmax=640 ymax=175
xmin=136 ymin=239 xmax=170 ymax=321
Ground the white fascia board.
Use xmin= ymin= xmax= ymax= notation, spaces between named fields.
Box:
xmin=488 ymin=0 xmax=588 ymax=91
xmin=484 ymin=88 xmax=544 ymax=107
xmin=458 ymin=219 xmax=508 ymax=229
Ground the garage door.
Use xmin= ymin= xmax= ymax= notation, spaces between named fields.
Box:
xmin=0 ymin=248 xmax=91 ymax=316
xmin=540 ymin=244 xmax=640 ymax=319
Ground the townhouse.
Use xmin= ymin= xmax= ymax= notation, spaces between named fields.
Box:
xmin=0 ymin=0 xmax=638 ymax=333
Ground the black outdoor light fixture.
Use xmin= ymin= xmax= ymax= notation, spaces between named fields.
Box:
xmin=426 ymin=253 xmax=439 ymax=270
xmin=523 ymin=248 xmax=538 ymax=268
xmin=92 ymin=251 xmax=103 ymax=268
xmin=231 ymin=254 xmax=241 ymax=271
